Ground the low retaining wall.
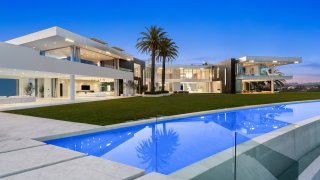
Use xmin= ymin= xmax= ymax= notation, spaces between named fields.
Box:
xmin=142 ymin=93 xmax=171 ymax=97
xmin=0 ymin=96 xmax=36 ymax=104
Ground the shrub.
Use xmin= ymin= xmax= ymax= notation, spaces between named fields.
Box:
xmin=24 ymin=82 xmax=35 ymax=96
xmin=142 ymin=85 xmax=148 ymax=92
xmin=173 ymin=91 xmax=189 ymax=94
xmin=144 ymin=91 xmax=170 ymax=95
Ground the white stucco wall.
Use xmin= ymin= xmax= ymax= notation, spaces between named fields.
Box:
xmin=0 ymin=43 xmax=133 ymax=80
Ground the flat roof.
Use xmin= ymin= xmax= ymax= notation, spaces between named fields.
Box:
xmin=6 ymin=26 xmax=133 ymax=61
xmin=238 ymin=56 xmax=302 ymax=66
xmin=155 ymin=64 xmax=212 ymax=69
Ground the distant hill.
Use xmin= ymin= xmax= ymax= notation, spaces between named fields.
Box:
xmin=286 ymin=82 xmax=320 ymax=86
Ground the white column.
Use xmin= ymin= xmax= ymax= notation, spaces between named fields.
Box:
xmin=208 ymin=82 xmax=212 ymax=93
xmin=270 ymin=66 xmax=274 ymax=93
xmin=70 ymin=74 xmax=75 ymax=100
xmin=69 ymin=46 xmax=76 ymax=100
xmin=271 ymin=79 xmax=274 ymax=93
xmin=123 ymin=79 xmax=128 ymax=96
xmin=70 ymin=46 xmax=75 ymax=62
xmin=114 ymin=79 xmax=119 ymax=96
xmin=115 ymin=59 xmax=120 ymax=70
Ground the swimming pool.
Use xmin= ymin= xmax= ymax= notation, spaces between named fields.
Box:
xmin=45 ymin=100 xmax=320 ymax=175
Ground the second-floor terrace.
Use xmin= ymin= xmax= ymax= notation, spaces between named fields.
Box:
xmin=0 ymin=42 xmax=133 ymax=81
xmin=6 ymin=26 xmax=134 ymax=72
xmin=236 ymin=56 xmax=301 ymax=80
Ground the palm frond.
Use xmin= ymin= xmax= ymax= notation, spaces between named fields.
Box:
xmin=157 ymin=38 xmax=179 ymax=63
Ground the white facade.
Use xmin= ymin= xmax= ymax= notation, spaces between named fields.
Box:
xmin=146 ymin=56 xmax=301 ymax=94
xmin=0 ymin=26 xmax=139 ymax=100
xmin=146 ymin=64 xmax=214 ymax=93
xmin=236 ymin=56 xmax=302 ymax=93
xmin=0 ymin=43 xmax=133 ymax=80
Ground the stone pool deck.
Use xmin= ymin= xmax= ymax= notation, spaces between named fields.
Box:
xmin=0 ymin=112 xmax=175 ymax=180
xmin=2 ymin=99 xmax=320 ymax=179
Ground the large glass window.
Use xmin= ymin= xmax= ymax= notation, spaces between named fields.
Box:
xmin=260 ymin=64 xmax=268 ymax=75
xmin=181 ymin=82 xmax=209 ymax=93
xmin=134 ymin=63 xmax=141 ymax=78
xmin=79 ymin=48 xmax=112 ymax=66
xmin=179 ymin=68 xmax=210 ymax=80
xmin=100 ymin=82 xmax=114 ymax=92
xmin=237 ymin=63 xmax=245 ymax=75
xmin=157 ymin=68 xmax=180 ymax=79
xmin=43 ymin=46 xmax=116 ymax=68
xmin=44 ymin=47 xmax=71 ymax=60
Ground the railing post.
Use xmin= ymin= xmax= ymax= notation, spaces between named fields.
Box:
xmin=234 ymin=131 xmax=237 ymax=180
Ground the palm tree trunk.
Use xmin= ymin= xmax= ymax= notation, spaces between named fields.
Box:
xmin=161 ymin=56 xmax=166 ymax=92
xmin=151 ymin=51 xmax=156 ymax=93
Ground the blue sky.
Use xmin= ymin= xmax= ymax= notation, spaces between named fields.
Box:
xmin=0 ymin=0 xmax=320 ymax=83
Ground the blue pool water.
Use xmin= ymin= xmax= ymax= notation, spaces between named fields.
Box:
xmin=46 ymin=101 xmax=320 ymax=174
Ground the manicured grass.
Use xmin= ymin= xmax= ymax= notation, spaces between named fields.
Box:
xmin=6 ymin=92 xmax=320 ymax=126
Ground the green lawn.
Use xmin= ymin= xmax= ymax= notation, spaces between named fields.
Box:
xmin=6 ymin=92 xmax=320 ymax=126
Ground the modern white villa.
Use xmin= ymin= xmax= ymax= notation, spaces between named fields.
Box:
xmin=0 ymin=26 xmax=302 ymax=105
xmin=1 ymin=27 xmax=319 ymax=180
xmin=0 ymin=26 xmax=145 ymax=102
xmin=146 ymin=56 xmax=301 ymax=93
xmin=147 ymin=64 xmax=213 ymax=93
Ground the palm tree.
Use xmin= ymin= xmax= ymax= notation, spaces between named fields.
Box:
xmin=136 ymin=26 xmax=167 ymax=93
xmin=157 ymin=38 xmax=178 ymax=92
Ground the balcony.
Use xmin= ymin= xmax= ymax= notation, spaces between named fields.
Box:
xmin=236 ymin=74 xmax=293 ymax=80
xmin=119 ymin=67 xmax=133 ymax=72
xmin=0 ymin=42 xmax=134 ymax=80
xmin=153 ymin=73 xmax=211 ymax=82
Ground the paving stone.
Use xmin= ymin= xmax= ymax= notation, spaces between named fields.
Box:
xmin=0 ymin=138 xmax=44 ymax=153
xmin=0 ymin=145 xmax=85 ymax=178
xmin=136 ymin=172 xmax=182 ymax=180
xmin=0 ymin=112 xmax=99 ymax=139
xmin=3 ymin=156 xmax=144 ymax=180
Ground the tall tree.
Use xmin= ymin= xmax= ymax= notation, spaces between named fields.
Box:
xmin=157 ymin=38 xmax=178 ymax=92
xmin=136 ymin=26 xmax=167 ymax=93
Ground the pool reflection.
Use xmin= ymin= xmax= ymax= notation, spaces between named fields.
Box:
xmin=136 ymin=123 xmax=179 ymax=172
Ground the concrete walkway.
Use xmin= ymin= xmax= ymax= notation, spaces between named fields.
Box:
xmin=0 ymin=112 xmax=146 ymax=179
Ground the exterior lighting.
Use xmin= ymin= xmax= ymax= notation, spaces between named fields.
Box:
xmin=65 ymin=38 xmax=74 ymax=43
xmin=272 ymin=60 xmax=278 ymax=63
xmin=294 ymin=61 xmax=299 ymax=64
xmin=106 ymin=51 xmax=111 ymax=55
xmin=127 ymin=58 xmax=132 ymax=61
